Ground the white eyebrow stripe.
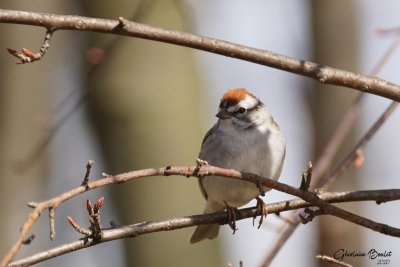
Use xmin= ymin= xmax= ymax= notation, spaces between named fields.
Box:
xmin=239 ymin=95 xmax=258 ymax=109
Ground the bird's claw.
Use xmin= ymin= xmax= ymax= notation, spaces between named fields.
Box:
xmin=252 ymin=197 xmax=267 ymax=229
xmin=226 ymin=205 xmax=239 ymax=234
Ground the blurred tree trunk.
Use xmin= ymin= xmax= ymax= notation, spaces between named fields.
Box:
xmin=83 ymin=0 xmax=222 ymax=266
xmin=312 ymin=1 xmax=363 ymax=266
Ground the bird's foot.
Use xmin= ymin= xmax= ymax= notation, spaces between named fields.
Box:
xmin=226 ymin=205 xmax=239 ymax=234
xmin=253 ymin=197 xmax=267 ymax=229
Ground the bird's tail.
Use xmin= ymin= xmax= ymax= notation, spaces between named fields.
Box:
xmin=189 ymin=203 xmax=224 ymax=244
xmin=190 ymin=223 xmax=220 ymax=244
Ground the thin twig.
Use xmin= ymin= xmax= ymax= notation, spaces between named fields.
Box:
xmin=48 ymin=208 xmax=56 ymax=241
xmin=66 ymin=216 xmax=91 ymax=236
xmin=7 ymin=28 xmax=53 ymax=64
xmin=81 ymin=160 xmax=94 ymax=186
xmin=299 ymin=161 xmax=313 ymax=191
xmin=8 ymin=188 xmax=400 ymax=267
xmin=0 ymin=9 xmax=400 ymax=101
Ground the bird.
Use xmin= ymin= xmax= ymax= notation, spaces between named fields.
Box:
xmin=189 ymin=88 xmax=286 ymax=244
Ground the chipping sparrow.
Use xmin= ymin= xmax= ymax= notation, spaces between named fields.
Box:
xmin=190 ymin=88 xmax=286 ymax=244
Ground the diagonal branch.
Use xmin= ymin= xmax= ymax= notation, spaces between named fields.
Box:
xmin=8 ymin=189 xmax=400 ymax=267
xmin=324 ymin=100 xmax=399 ymax=188
xmin=1 ymin=9 xmax=400 ymax=101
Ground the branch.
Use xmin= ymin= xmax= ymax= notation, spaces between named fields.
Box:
xmin=8 ymin=189 xmax=400 ymax=267
xmin=2 ymin=163 xmax=400 ymax=266
xmin=1 ymin=9 xmax=400 ymax=101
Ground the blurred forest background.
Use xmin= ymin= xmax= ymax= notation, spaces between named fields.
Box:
xmin=1 ymin=1 xmax=400 ymax=266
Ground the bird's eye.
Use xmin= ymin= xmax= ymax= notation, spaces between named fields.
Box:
xmin=238 ymin=107 xmax=247 ymax=114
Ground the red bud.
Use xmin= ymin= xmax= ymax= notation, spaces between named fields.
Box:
xmin=94 ymin=196 xmax=105 ymax=213
xmin=67 ymin=216 xmax=79 ymax=230
xmin=21 ymin=48 xmax=33 ymax=57
xmin=86 ymin=199 xmax=93 ymax=215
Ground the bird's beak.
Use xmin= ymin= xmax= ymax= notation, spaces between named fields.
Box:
xmin=216 ymin=110 xmax=231 ymax=119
